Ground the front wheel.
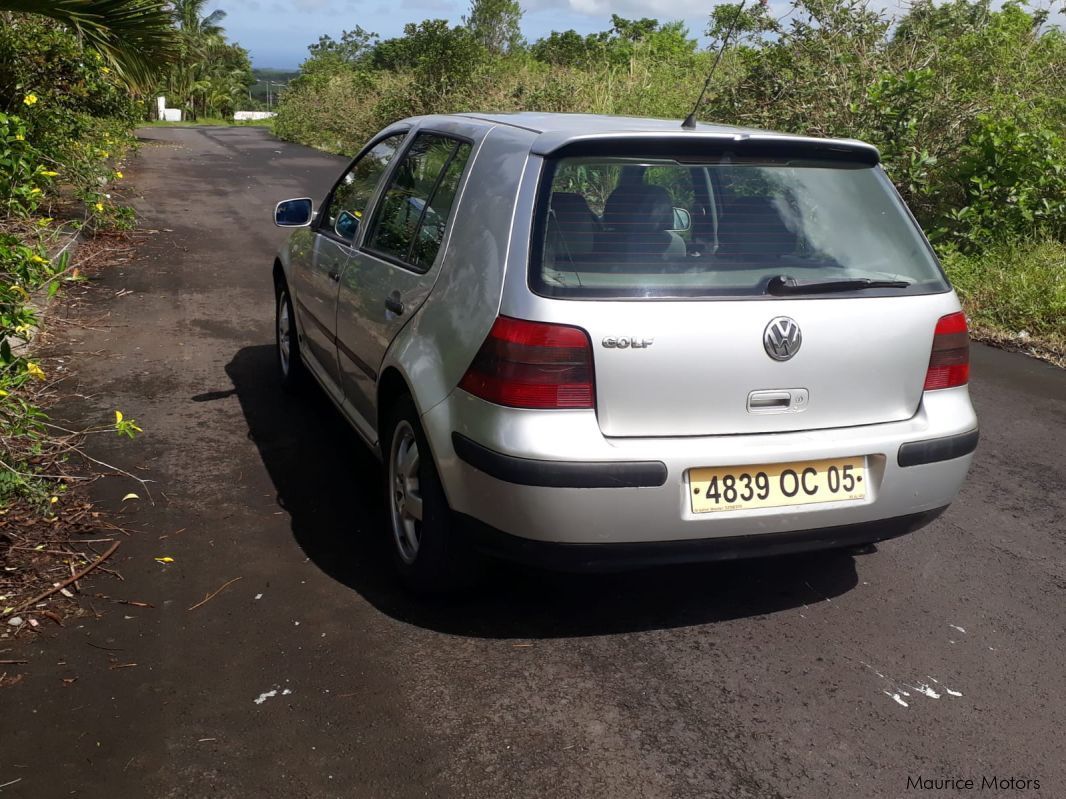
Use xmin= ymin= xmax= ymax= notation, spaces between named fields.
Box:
xmin=384 ymin=395 xmax=476 ymax=593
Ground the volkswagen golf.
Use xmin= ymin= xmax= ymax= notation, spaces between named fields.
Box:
xmin=271 ymin=112 xmax=978 ymax=591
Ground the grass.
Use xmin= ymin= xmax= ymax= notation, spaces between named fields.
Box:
xmin=941 ymin=239 xmax=1066 ymax=357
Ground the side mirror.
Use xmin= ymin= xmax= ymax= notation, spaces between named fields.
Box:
xmin=670 ymin=207 xmax=692 ymax=232
xmin=335 ymin=209 xmax=359 ymax=241
xmin=275 ymin=198 xmax=313 ymax=227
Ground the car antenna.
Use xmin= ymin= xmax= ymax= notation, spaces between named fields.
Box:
xmin=681 ymin=0 xmax=750 ymax=130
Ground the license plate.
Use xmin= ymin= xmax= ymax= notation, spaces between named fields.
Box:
xmin=689 ymin=456 xmax=867 ymax=514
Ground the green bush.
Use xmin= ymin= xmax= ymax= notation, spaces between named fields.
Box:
xmin=942 ymin=240 xmax=1066 ymax=347
xmin=0 ymin=16 xmax=142 ymax=506
xmin=945 ymin=116 xmax=1066 ymax=251
xmin=0 ymin=17 xmax=138 ymax=223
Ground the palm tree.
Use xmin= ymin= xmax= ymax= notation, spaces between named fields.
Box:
xmin=169 ymin=0 xmax=236 ymax=118
xmin=172 ymin=0 xmax=225 ymax=37
xmin=0 ymin=0 xmax=179 ymax=89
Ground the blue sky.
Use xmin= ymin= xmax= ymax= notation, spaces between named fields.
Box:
xmin=211 ymin=0 xmax=1064 ymax=69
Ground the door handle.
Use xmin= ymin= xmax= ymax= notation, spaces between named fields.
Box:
xmin=385 ymin=293 xmax=404 ymax=315
xmin=748 ymin=391 xmax=791 ymax=409
xmin=747 ymin=388 xmax=809 ymax=413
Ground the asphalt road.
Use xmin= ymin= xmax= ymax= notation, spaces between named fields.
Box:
xmin=2 ymin=126 xmax=1064 ymax=799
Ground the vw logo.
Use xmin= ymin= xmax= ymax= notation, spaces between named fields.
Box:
xmin=764 ymin=317 xmax=802 ymax=361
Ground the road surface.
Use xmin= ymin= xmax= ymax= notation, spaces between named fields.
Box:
xmin=2 ymin=126 xmax=1064 ymax=798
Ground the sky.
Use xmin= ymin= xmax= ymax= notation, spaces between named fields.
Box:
xmin=209 ymin=0 xmax=1064 ymax=69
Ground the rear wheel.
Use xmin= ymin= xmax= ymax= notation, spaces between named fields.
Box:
xmin=276 ymin=281 xmax=305 ymax=391
xmin=384 ymin=394 xmax=475 ymax=593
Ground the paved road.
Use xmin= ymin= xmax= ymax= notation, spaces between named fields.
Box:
xmin=3 ymin=126 xmax=1064 ymax=799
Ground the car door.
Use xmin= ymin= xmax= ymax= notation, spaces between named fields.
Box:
xmin=336 ymin=132 xmax=474 ymax=426
xmin=292 ymin=131 xmax=408 ymax=389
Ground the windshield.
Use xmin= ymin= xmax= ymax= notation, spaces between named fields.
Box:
xmin=531 ymin=155 xmax=949 ymax=299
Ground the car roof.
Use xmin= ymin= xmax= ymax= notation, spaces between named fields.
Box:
xmin=447 ymin=112 xmax=880 ymax=162
xmin=454 ymin=112 xmax=757 ymax=136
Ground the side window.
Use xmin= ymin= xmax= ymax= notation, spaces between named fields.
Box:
xmin=323 ymin=132 xmax=406 ymax=242
xmin=364 ymin=133 xmax=472 ymax=271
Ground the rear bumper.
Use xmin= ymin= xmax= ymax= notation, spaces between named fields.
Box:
xmin=457 ymin=506 xmax=947 ymax=572
xmin=451 ymin=433 xmax=667 ymax=487
xmin=898 ymin=428 xmax=979 ymax=467
xmin=454 ymin=428 xmax=980 ymax=486
xmin=422 ymin=386 xmax=977 ymax=545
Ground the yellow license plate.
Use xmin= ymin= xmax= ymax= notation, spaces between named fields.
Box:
xmin=689 ymin=456 xmax=867 ymax=514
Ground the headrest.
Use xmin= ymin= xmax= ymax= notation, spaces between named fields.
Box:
xmin=603 ymin=183 xmax=674 ymax=236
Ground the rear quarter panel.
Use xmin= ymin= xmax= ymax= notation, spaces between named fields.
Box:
xmin=380 ymin=124 xmax=534 ymax=421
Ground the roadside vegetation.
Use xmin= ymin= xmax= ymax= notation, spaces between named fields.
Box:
xmin=0 ymin=6 xmax=149 ymax=507
xmin=0 ymin=0 xmax=254 ymax=514
xmin=274 ymin=0 xmax=1066 ymax=357
xmin=0 ymin=1 xmax=177 ymax=624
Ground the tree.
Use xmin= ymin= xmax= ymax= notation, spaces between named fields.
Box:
xmin=307 ymin=27 xmax=378 ymax=65
xmin=531 ymin=16 xmax=696 ymax=70
xmin=530 ymin=29 xmax=591 ymax=66
xmin=0 ymin=0 xmax=178 ymax=88
xmin=171 ymin=0 xmax=225 ymax=37
xmin=162 ymin=0 xmax=253 ymax=119
xmin=462 ymin=0 xmax=523 ymax=54
xmin=705 ymin=1 xmax=779 ymax=48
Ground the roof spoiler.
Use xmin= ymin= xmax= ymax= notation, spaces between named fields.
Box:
xmin=530 ymin=131 xmax=881 ymax=166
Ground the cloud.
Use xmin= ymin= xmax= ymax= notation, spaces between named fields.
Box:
xmin=525 ymin=0 xmax=697 ymax=18
xmin=399 ymin=0 xmax=461 ymax=12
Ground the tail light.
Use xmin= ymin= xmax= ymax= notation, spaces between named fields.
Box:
xmin=458 ymin=316 xmax=594 ymax=409
xmin=924 ymin=312 xmax=970 ymax=390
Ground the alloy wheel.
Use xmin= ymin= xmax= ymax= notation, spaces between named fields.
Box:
xmin=388 ymin=420 xmax=423 ymax=564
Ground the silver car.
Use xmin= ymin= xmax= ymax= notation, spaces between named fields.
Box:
xmin=272 ymin=113 xmax=977 ymax=591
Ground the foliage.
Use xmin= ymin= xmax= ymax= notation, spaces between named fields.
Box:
xmin=941 ymin=240 xmax=1066 ymax=348
xmin=0 ymin=10 xmax=146 ymax=506
xmin=946 ymin=115 xmax=1066 ymax=250
xmin=705 ymin=2 xmax=780 ymax=47
xmin=0 ymin=16 xmax=137 ymax=223
xmin=530 ymin=15 xmax=697 ymax=68
xmin=702 ymin=0 xmax=1066 ymax=253
xmin=463 ymin=0 xmax=523 ymax=54
xmin=0 ymin=112 xmax=52 ymax=215
xmin=0 ymin=0 xmax=178 ymax=89
xmin=161 ymin=0 xmax=255 ymax=120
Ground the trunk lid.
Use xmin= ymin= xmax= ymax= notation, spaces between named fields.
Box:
xmin=579 ymin=295 xmax=947 ymax=437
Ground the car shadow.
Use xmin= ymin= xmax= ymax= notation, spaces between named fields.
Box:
xmin=224 ymin=344 xmax=860 ymax=639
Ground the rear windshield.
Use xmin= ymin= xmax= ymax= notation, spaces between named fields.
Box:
xmin=530 ymin=155 xmax=949 ymax=299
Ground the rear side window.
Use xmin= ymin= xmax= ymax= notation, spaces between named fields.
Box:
xmin=365 ymin=133 xmax=472 ymax=272
xmin=533 ymin=155 xmax=948 ymax=299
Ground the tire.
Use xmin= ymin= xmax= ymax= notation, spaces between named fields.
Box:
xmin=276 ymin=280 xmax=306 ymax=391
xmin=383 ymin=394 xmax=476 ymax=593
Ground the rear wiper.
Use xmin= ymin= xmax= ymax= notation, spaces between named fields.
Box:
xmin=766 ymin=275 xmax=912 ymax=296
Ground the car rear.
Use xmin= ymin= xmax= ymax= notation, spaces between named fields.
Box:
xmin=423 ymin=130 xmax=977 ymax=569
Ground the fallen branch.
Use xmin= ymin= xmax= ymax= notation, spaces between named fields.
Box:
xmin=187 ymin=577 xmax=242 ymax=611
xmin=12 ymin=541 xmax=120 ymax=613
